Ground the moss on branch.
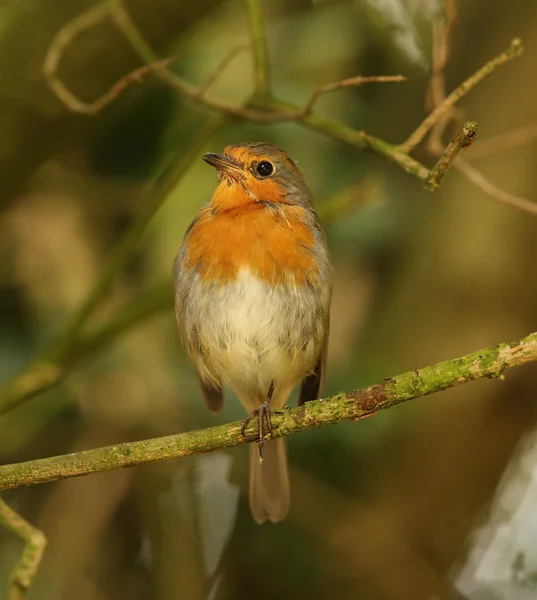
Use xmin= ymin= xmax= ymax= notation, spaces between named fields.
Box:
xmin=1 ymin=332 xmax=535 ymax=491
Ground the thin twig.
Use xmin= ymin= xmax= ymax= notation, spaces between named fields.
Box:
xmin=43 ymin=1 xmax=111 ymax=112
xmin=468 ymin=123 xmax=537 ymax=159
xmin=43 ymin=0 xmax=177 ymax=115
xmin=426 ymin=121 xmax=478 ymax=190
xmin=300 ymin=75 xmax=406 ymax=117
xmin=426 ymin=0 xmax=460 ymax=155
xmin=400 ymin=38 xmax=523 ymax=154
xmin=47 ymin=54 xmax=177 ymax=115
xmin=0 ymin=332 xmax=536 ymax=490
xmin=44 ymin=1 xmax=524 ymax=190
xmin=0 ymin=498 xmax=47 ymax=600
xmin=422 ymin=5 xmax=537 ymax=215
xmin=426 ymin=0 xmax=456 ymax=112
xmin=109 ymin=0 xmax=158 ymax=64
xmin=454 ymin=159 xmax=537 ymax=215
xmin=110 ymin=0 xmax=284 ymax=120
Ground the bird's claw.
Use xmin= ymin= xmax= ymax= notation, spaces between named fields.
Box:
xmin=241 ymin=399 xmax=273 ymax=460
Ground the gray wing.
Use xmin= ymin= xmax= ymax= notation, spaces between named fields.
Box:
xmin=298 ymin=314 xmax=330 ymax=406
xmin=174 ymin=216 xmax=224 ymax=413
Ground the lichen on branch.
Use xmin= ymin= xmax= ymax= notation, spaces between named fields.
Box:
xmin=1 ymin=332 xmax=536 ymax=491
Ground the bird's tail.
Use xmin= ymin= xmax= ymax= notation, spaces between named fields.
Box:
xmin=249 ymin=438 xmax=290 ymax=524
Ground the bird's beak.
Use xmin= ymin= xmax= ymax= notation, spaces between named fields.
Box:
xmin=202 ymin=153 xmax=243 ymax=174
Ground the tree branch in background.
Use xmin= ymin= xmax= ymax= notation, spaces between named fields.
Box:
xmin=424 ymin=1 xmax=537 ymax=214
xmin=0 ymin=332 xmax=536 ymax=490
xmin=467 ymin=122 xmax=537 ymax=159
xmin=0 ymin=2 xmax=530 ymax=595
xmin=43 ymin=0 xmax=523 ymax=190
xmin=42 ymin=2 xmax=111 ymax=114
xmin=0 ymin=0 xmax=525 ymax=424
xmin=454 ymin=160 xmax=537 ymax=216
xmin=299 ymin=74 xmax=406 ymax=117
xmin=399 ymin=37 xmax=523 ymax=154
xmin=0 ymin=498 xmax=47 ymax=600
xmin=42 ymin=0 xmax=179 ymax=116
xmin=426 ymin=0 xmax=459 ymax=154
xmin=426 ymin=0 xmax=456 ymax=112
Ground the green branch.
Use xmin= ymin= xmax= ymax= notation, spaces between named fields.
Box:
xmin=0 ymin=498 xmax=47 ymax=600
xmin=247 ymin=0 xmax=272 ymax=98
xmin=1 ymin=332 xmax=536 ymax=490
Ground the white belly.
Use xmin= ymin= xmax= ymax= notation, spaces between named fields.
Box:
xmin=181 ymin=268 xmax=324 ymax=406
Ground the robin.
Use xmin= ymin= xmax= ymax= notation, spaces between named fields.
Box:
xmin=173 ymin=142 xmax=332 ymax=523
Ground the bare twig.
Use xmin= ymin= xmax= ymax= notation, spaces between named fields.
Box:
xmin=0 ymin=498 xmax=47 ymax=600
xmin=468 ymin=123 xmax=537 ymax=159
xmin=43 ymin=0 xmax=247 ymax=116
xmin=426 ymin=121 xmax=478 ymax=190
xmin=46 ymin=53 xmax=177 ymax=115
xmin=454 ymin=159 xmax=537 ymax=215
xmin=43 ymin=1 xmax=111 ymax=113
xmin=422 ymin=4 xmax=537 ymax=214
xmin=300 ymin=75 xmax=406 ymax=117
xmin=110 ymin=0 xmax=291 ymax=121
xmin=426 ymin=0 xmax=460 ymax=155
xmin=426 ymin=0 xmax=456 ymax=112
xmin=0 ymin=332 xmax=536 ymax=490
xmin=43 ymin=1 xmax=525 ymax=193
xmin=400 ymin=38 xmax=523 ymax=154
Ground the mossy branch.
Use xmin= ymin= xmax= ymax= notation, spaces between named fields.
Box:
xmin=426 ymin=121 xmax=478 ymax=190
xmin=1 ymin=332 xmax=536 ymax=491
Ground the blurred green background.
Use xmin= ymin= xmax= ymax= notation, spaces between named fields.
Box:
xmin=1 ymin=0 xmax=537 ymax=599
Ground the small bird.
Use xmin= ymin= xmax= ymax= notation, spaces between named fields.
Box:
xmin=173 ymin=142 xmax=332 ymax=523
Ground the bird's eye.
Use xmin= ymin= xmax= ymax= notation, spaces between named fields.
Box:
xmin=256 ymin=161 xmax=274 ymax=177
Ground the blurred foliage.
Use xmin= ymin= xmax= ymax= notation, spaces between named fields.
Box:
xmin=1 ymin=0 xmax=537 ymax=599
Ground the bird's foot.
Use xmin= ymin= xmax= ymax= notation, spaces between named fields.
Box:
xmin=241 ymin=383 xmax=274 ymax=461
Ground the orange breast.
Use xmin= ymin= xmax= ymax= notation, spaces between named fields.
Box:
xmin=184 ymin=204 xmax=318 ymax=286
